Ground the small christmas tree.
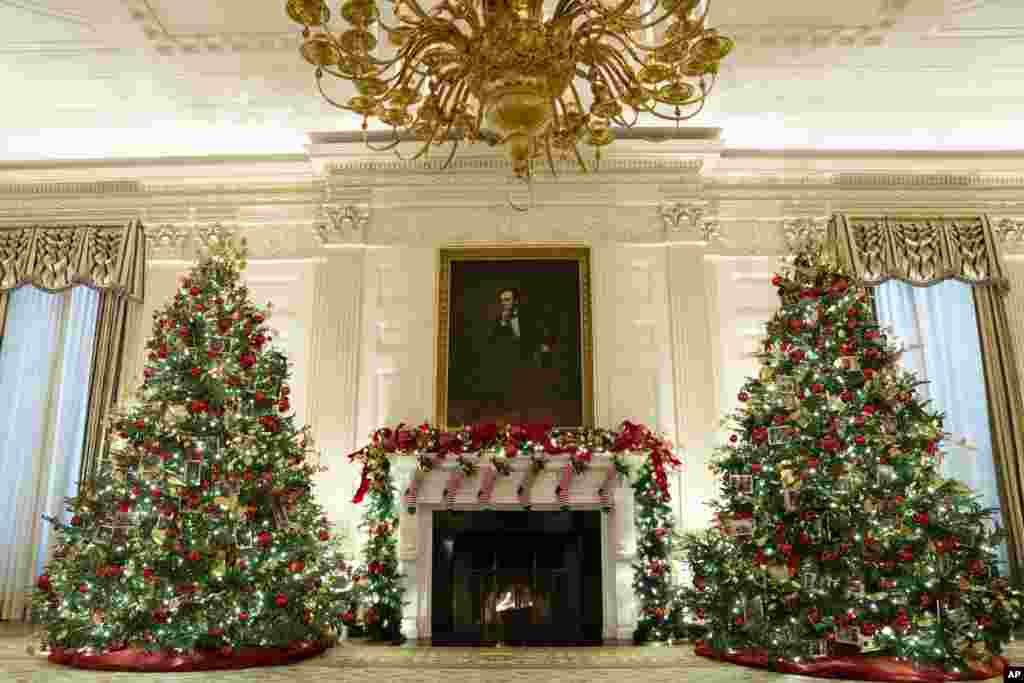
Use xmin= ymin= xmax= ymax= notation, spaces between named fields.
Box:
xmin=32 ymin=237 xmax=349 ymax=667
xmin=679 ymin=244 xmax=1022 ymax=678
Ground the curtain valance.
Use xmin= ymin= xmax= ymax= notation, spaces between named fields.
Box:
xmin=828 ymin=215 xmax=1008 ymax=291
xmin=0 ymin=222 xmax=145 ymax=301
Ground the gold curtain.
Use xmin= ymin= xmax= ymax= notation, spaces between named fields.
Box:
xmin=0 ymin=223 xmax=145 ymax=300
xmin=0 ymin=222 xmax=146 ymax=482
xmin=0 ymin=292 xmax=8 ymax=341
xmin=829 ymin=214 xmax=1008 ymax=290
xmin=973 ymin=285 xmax=1024 ymax=581
xmin=830 ymin=214 xmax=1023 ymax=580
xmin=79 ymin=293 xmax=134 ymax=485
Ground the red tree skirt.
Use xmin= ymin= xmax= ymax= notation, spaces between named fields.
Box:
xmin=695 ymin=642 xmax=1007 ymax=682
xmin=49 ymin=640 xmax=329 ymax=672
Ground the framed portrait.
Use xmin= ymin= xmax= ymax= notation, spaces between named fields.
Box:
xmin=436 ymin=246 xmax=593 ymax=428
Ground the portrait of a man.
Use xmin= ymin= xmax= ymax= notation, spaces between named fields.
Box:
xmin=437 ymin=248 xmax=592 ymax=428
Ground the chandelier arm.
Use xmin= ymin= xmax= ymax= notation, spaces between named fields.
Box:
xmin=578 ymin=18 xmax=695 ymax=55
xmin=361 ymin=129 xmax=407 ymax=152
xmin=454 ymin=0 xmax=482 ymax=34
xmin=544 ymin=135 xmax=559 ymax=178
xmin=397 ymin=0 xmax=433 ymax=23
xmin=508 ymin=192 xmax=530 ymax=212
xmin=569 ymin=81 xmax=587 ymax=113
xmin=634 ymin=3 xmax=702 ymax=31
xmin=437 ymin=80 xmax=465 ymax=121
xmin=571 ymin=142 xmax=591 ymax=173
xmin=592 ymin=51 xmax=633 ymax=98
xmin=378 ymin=39 xmax=437 ymax=92
xmin=577 ymin=27 xmax=646 ymax=63
xmin=612 ymin=106 xmax=640 ymax=128
xmin=315 ymin=74 xmax=358 ymax=112
xmin=554 ymin=0 xmax=592 ymax=22
xmin=645 ymin=92 xmax=707 ymax=120
xmin=440 ymin=138 xmax=460 ymax=171
xmin=550 ymin=96 xmax=566 ymax=132
xmin=383 ymin=130 xmax=436 ymax=162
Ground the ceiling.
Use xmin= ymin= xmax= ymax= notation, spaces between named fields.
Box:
xmin=1 ymin=0 xmax=1023 ymax=161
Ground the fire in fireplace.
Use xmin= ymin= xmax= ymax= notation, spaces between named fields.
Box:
xmin=432 ymin=510 xmax=602 ymax=645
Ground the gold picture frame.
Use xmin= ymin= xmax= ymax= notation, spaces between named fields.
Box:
xmin=436 ymin=246 xmax=594 ymax=429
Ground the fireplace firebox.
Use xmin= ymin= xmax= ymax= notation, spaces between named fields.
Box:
xmin=431 ymin=510 xmax=603 ymax=645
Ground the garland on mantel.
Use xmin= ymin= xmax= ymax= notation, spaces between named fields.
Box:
xmin=347 ymin=421 xmax=682 ymax=643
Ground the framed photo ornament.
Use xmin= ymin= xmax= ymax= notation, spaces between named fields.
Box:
xmin=436 ymin=247 xmax=594 ymax=428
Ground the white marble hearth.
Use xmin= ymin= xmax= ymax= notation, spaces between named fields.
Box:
xmin=389 ymin=454 xmax=643 ymax=643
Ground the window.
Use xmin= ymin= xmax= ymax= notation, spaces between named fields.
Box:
xmin=874 ymin=279 xmax=1008 ymax=574
xmin=0 ymin=286 xmax=99 ymax=619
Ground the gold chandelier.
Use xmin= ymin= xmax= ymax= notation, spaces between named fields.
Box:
xmin=286 ymin=0 xmax=732 ymax=178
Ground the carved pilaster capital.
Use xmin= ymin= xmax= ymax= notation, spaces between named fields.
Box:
xmin=994 ymin=217 xmax=1024 ymax=252
xmin=146 ymin=223 xmax=190 ymax=258
xmin=315 ymin=204 xmax=370 ymax=245
xmin=780 ymin=216 xmax=829 ymax=253
xmin=659 ymin=201 xmax=721 ymax=243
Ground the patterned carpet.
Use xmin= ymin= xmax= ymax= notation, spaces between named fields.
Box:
xmin=1 ymin=623 xmax=1019 ymax=683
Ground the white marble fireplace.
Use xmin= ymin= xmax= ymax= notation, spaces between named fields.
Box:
xmin=389 ymin=454 xmax=641 ymax=643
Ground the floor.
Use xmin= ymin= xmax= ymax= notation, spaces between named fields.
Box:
xmin=1 ymin=623 xmax=1019 ymax=683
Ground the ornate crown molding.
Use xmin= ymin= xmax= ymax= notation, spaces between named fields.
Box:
xmin=323 ymin=156 xmax=706 ymax=180
xmin=0 ymin=180 xmax=142 ymax=196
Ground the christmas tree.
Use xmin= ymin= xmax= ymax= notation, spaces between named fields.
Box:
xmin=678 ymin=244 xmax=1023 ymax=679
xmin=31 ymin=237 xmax=349 ymax=668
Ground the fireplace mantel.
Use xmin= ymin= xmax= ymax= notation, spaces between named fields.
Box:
xmin=388 ymin=454 xmax=642 ymax=642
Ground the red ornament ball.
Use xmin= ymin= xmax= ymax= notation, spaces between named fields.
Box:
xmin=257 ymin=531 xmax=273 ymax=547
xmin=771 ymin=275 xmax=783 ymax=287
xmin=289 ymin=560 xmax=306 ymax=574
xmin=188 ymin=551 xmax=201 ymax=562
xmin=318 ymin=530 xmax=330 ymax=542
xmin=70 ymin=515 xmax=82 ymax=526
xmin=78 ymin=584 xmax=89 ymax=593
xmin=274 ymin=593 xmax=289 ymax=607
xmin=189 ymin=287 xmax=201 ymax=296
xmin=37 ymin=574 xmax=51 ymax=591
xmin=737 ymin=392 xmax=749 ymax=402
xmin=238 ymin=611 xmax=249 ymax=622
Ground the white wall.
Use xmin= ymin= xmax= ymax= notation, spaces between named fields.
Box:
xmin=86 ymin=145 xmax=1024 ymax=548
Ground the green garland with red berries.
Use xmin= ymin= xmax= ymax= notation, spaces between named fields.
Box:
xmin=346 ymin=421 xmax=682 ymax=642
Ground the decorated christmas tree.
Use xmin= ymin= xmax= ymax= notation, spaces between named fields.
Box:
xmin=31 ymin=237 xmax=349 ymax=670
xmin=678 ymin=244 xmax=1022 ymax=680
